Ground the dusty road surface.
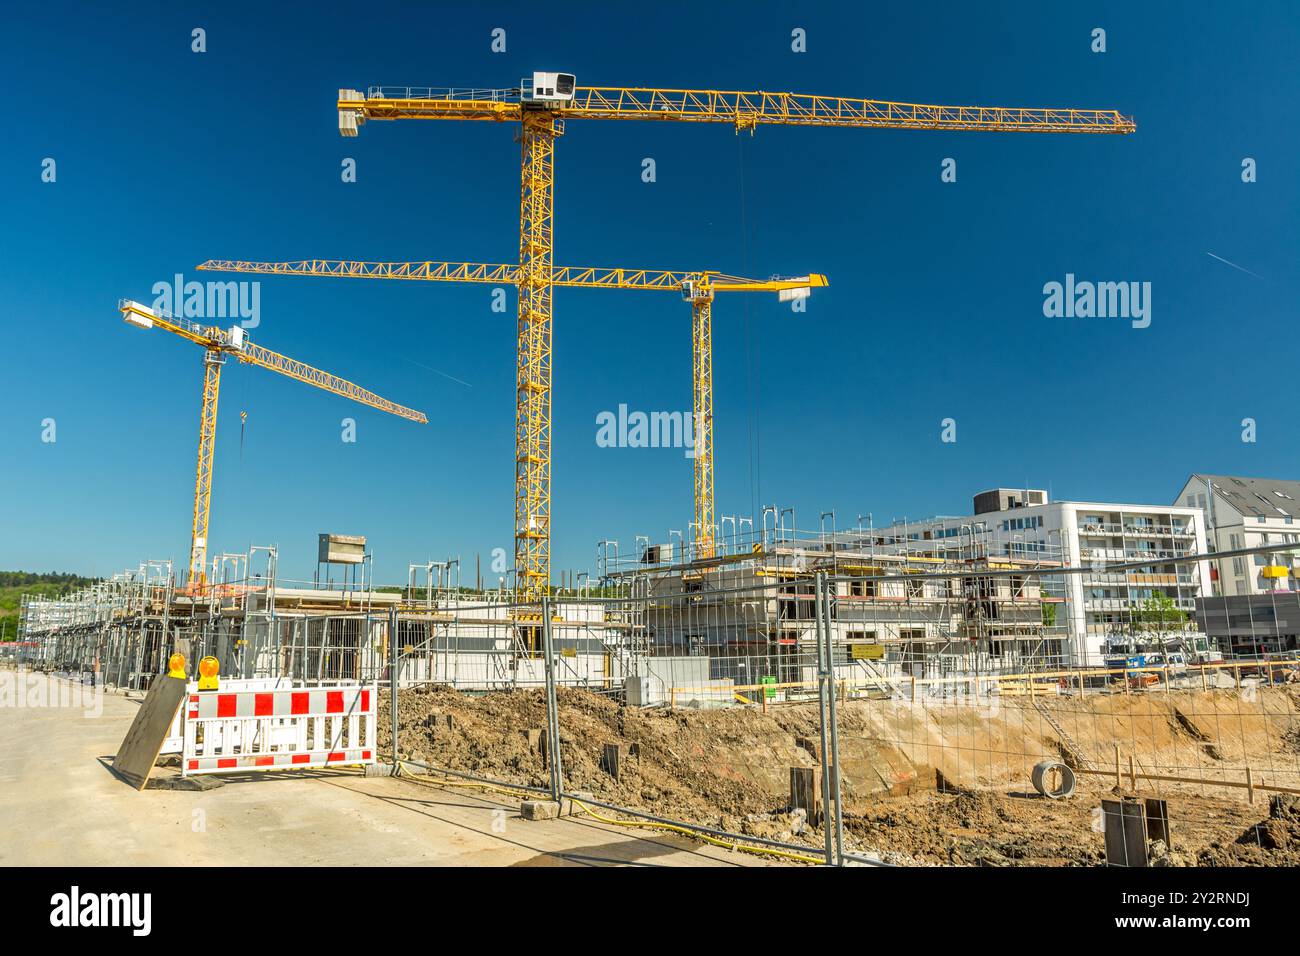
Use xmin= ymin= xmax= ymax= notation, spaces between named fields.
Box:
xmin=0 ymin=675 xmax=778 ymax=867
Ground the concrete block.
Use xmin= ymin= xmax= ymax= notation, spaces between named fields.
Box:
xmin=520 ymin=799 xmax=561 ymax=821
xmin=364 ymin=763 xmax=395 ymax=777
xmin=625 ymin=676 xmax=651 ymax=707
xmin=562 ymin=791 xmax=595 ymax=817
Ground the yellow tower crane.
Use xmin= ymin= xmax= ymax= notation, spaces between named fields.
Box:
xmin=337 ymin=76 xmax=1136 ymax=600
xmin=196 ymin=258 xmax=826 ymax=560
xmin=118 ymin=299 xmax=427 ymax=587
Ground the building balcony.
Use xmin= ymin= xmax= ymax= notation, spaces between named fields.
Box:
xmin=1079 ymin=547 xmax=1125 ymax=561
xmin=1078 ymin=523 xmax=1123 ymax=535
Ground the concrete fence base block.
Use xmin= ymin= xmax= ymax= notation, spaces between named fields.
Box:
xmin=521 ymin=799 xmax=561 ymax=821
xmin=562 ymin=792 xmax=595 ymax=817
xmin=365 ymin=763 xmax=396 ymax=777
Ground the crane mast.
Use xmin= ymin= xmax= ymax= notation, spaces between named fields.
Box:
xmin=197 ymin=259 xmax=825 ymax=561
xmin=336 ymin=74 xmax=1134 ymax=600
xmin=119 ymin=300 xmax=426 ymax=585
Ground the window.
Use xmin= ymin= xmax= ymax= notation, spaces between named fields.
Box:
xmin=1003 ymin=515 xmax=1044 ymax=531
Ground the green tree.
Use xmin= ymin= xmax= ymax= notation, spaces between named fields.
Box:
xmin=1129 ymin=593 xmax=1189 ymax=647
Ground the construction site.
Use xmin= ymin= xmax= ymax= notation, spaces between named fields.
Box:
xmin=13 ymin=515 xmax=1300 ymax=868
xmin=3 ymin=8 xmax=1295 ymax=908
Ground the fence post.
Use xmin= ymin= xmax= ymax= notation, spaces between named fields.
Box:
xmin=813 ymin=571 xmax=835 ymax=867
xmin=388 ymin=606 xmax=399 ymax=769
xmin=818 ymin=572 xmax=845 ymax=867
xmin=541 ymin=596 xmax=564 ymax=803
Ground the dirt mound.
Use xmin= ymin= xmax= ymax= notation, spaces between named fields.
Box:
xmin=379 ymin=684 xmax=1295 ymax=866
xmin=382 ymin=685 xmax=809 ymax=832
xmin=845 ymin=789 xmax=1105 ymax=866
xmin=1198 ymin=795 xmax=1300 ymax=866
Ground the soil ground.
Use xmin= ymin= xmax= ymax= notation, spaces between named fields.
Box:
xmin=381 ymin=683 xmax=1300 ymax=866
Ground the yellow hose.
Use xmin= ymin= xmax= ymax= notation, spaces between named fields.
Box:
xmin=565 ymin=796 xmax=824 ymax=865
xmin=391 ymin=758 xmax=822 ymax=865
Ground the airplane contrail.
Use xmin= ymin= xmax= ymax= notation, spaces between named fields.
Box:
xmin=1205 ymin=251 xmax=1264 ymax=279
xmin=403 ymin=357 xmax=473 ymax=388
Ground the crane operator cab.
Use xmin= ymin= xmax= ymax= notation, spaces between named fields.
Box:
xmin=521 ymin=72 xmax=576 ymax=107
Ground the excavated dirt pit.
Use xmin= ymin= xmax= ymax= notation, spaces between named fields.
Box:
xmin=379 ymin=684 xmax=1300 ymax=866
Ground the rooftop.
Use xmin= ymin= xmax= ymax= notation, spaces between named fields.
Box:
xmin=1191 ymin=474 xmax=1300 ymax=520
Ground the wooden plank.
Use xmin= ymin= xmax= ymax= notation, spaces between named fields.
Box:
xmin=790 ymin=767 xmax=820 ymax=822
xmin=602 ymin=743 xmax=625 ymax=781
xmin=1076 ymin=766 xmax=1300 ymax=797
xmin=1102 ymin=797 xmax=1148 ymax=867
xmin=112 ymin=673 xmax=187 ymax=791
xmin=1145 ymin=798 xmax=1171 ymax=847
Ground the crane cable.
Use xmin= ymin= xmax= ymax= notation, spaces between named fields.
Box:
xmin=238 ymin=357 xmax=251 ymax=461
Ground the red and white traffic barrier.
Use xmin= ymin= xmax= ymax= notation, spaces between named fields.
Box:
xmin=161 ymin=678 xmax=287 ymax=754
xmin=181 ymin=682 xmax=376 ymax=777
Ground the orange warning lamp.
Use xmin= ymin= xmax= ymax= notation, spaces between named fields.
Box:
xmin=167 ymin=653 xmax=187 ymax=679
xmin=197 ymin=656 xmax=220 ymax=691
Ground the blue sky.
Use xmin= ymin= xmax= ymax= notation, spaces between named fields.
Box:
xmin=1 ymin=1 xmax=1296 ymax=583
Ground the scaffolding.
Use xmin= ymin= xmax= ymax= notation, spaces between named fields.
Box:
xmin=597 ymin=506 xmax=1076 ymax=689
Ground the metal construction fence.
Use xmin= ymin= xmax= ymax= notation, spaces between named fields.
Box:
xmin=14 ymin=546 xmax=1300 ymax=865
xmin=375 ymin=554 xmax=1300 ymax=866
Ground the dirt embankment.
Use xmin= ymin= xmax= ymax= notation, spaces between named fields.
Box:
xmin=379 ymin=684 xmax=1300 ymax=866
xmin=1198 ymin=795 xmax=1300 ymax=866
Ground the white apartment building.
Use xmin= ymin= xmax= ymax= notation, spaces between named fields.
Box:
xmin=878 ymin=488 xmax=1211 ymax=666
xmin=1175 ymin=474 xmax=1300 ymax=597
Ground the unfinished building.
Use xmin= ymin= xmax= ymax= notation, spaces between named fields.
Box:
xmin=599 ymin=512 xmax=1072 ymax=700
